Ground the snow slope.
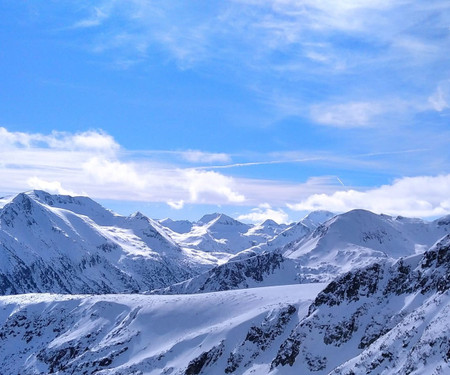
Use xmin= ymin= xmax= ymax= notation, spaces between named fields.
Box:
xmin=164 ymin=213 xmax=290 ymax=255
xmin=153 ymin=251 xmax=301 ymax=295
xmin=271 ymin=234 xmax=450 ymax=375
xmin=0 ymin=283 xmax=325 ymax=375
xmin=284 ymin=209 xmax=450 ymax=282
xmin=0 ymin=191 xmax=209 ymax=294
xmin=300 ymin=210 xmax=335 ymax=230
xmin=0 ymin=236 xmax=449 ymax=374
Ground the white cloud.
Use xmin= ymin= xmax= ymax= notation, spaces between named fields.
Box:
xmin=2 ymin=127 xmax=449 ymax=219
xmin=167 ymin=200 xmax=185 ymax=210
xmin=0 ymin=127 xmax=119 ymax=153
xmin=310 ymin=101 xmax=384 ymax=127
xmin=183 ymin=169 xmax=245 ymax=203
xmin=288 ymin=174 xmax=450 ymax=217
xmin=26 ymin=177 xmax=79 ymax=196
xmin=0 ymin=127 xmax=246 ymax=206
xmin=82 ymin=157 xmax=147 ymax=190
xmin=237 ymin=203 xmax=289 ymax=224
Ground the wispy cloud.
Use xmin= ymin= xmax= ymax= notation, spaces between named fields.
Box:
xmin=310 ymin=101 xmax=385 ymax=128
xmin=180 ymin=150 xmax=231 ymax=164
xmin=67 ymin=0 xmax=450 ymax=131
xmin=1 ymin=127 xmax=448 ymax=218
xmin=167 ymin=199 xmax=185 ymax=210
xmin=73 ymin=6 xmax=110 ymax=29
xmin=428 ymin=80 xmax=450 ymax=112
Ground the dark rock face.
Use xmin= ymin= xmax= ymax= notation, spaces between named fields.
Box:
xmin=185 ymin=342 xmax=224 ymax=375
xmin=155 ymin=251 xmax=293 ymax=295
xmin=311 ymin=263 xmax=382 ymax=309
xmin=226 ymin=304 xmax=297 ymax=373
xmin=271 ymin=237 xmax=450 ymax=374
xmin=201 ymin=252 xmax=285 ymax=290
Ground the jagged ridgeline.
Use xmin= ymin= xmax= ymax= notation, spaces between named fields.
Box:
xmin=0 ymin=236 xmax=448 ymax=373
xmin=1 ymin=190 xmax=449 ymax=295
xmin=0 ymin=190 xmax=449 ymax=374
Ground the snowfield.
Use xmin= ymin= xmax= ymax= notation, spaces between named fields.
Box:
xmin=0 ymin=190 xmax=449 ymax=374
xmin=0 ymin=284 xmax=325 ymax=375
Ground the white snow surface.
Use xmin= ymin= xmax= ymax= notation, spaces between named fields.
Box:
xmin=0 ymin=283 xmax=325 ymax=375
xmin=0 ymin=191 xmax=449 ymax=374
xmin=0 ymin=191 xmax=208 ymax=294
xmin=1 ymin=191 xmax=449 ymax=294
xmin=284 ymin=209 xmax=450 ymax=282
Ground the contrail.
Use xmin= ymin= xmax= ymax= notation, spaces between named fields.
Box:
xmin=192 ymin=157 xmax=324 ymax=170
xmin=336 ymin=176 xmax=345 ymax=186
xmin=357 ymin=148 xmax=430 ymax=158
xmin=186 ymin=148 xmax=430 ymax=171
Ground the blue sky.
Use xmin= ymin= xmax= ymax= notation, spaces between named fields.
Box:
xmin=1 ymin=0 xmax=450 ymax=222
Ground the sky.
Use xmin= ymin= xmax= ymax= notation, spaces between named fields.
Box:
xmin=1 ymin=0 xmax=450 ymax=223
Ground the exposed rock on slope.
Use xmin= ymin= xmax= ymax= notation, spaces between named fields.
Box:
xmin=0 ymin=284 xmax=323 ymax=375
xmin=0 ymin=191 xmax=196 ymax=294
xmin=152 ymin=251 xmax=300 ymax=294
xmin=272 ymin=234 xmax=450 ymax=374
xmin=283 ymin=209 xmax=450 ymax=282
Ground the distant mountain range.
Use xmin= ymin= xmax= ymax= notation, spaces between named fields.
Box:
xmin=0 ymin=190 xmax=449 ymax=374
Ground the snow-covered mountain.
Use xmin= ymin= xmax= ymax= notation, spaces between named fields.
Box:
xmin=0 ymin=283 xmax=325 ymax=375
xmin=154 ymin=209 xmax=450 ymax=294
xmin=0 ymin=236 xmax=448 ymax=374
xmin=271 ymin=234 xmax=450 ymax=374
xmin=153 ymin=251 xmax=301 ymax=294
xmin=164 ymin=213 xmax=288 ymax=254
xmin=284 ymin=209 xmax=450 ymax=282
xmin=0 ymin=191 xmax=335 ymax=295
xmin=1 ymin=191 xmax=448 ymax=296
xmin=0 ymin=191 xmax=208 ymax=294
xmin=300 ymin=210 xmax=335 ymax=230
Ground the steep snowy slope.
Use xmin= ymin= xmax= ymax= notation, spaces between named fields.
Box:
xmin=158 ymin=217 xmax=194 ymax=234
xmin=0 ymin=237 xmax=448 ymax=374
xmin=0 ymin=191 xmax=208 ymax=294
xmin=0 ymin=283 xmax=325 ymax=375
xmin=284 ymin=209 xmax=450 ymax=282
xmin=245 ymin=210 xmax=335 ymax=257
xmin=245 ymin=219 xmax=288 ymax=238
xmin=270 ymin=234 xmax=450 ymax=375
xmin=300 ymin=210 xmax=335 ymax=230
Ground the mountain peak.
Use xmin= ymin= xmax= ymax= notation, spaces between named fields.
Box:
xmin=261 ymin=219 xmax=279 ymax=226
xmin=198 ymin=213 xmax=245 ymax=227
xmin=301 ymin=210 xmax=335 ymax=229
xmin=130 ymin=211 xmax=148 ymax=220
xmin=198 ymin=213 xmax=222 ymax=225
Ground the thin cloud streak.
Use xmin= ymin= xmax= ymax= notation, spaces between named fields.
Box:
xmin=193 ymin=149 xmax=430 ymax=170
